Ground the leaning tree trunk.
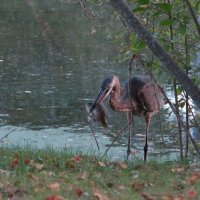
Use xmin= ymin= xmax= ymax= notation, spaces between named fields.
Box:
xmin=110 ymin=0 xmax=200 ymax=108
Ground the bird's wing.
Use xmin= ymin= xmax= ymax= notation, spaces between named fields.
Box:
xmin=137 ymin=83 xmax=164 ymax=114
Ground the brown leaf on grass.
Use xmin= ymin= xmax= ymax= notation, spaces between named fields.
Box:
xmin=173 ymin=196 xmax=185 ymax=200
xmin=45 ymin=195 xmax=64 ymax=200
xmin=186 ymin=188 xmax=197 ymax=199
xmin=131 ymin=182 xmax=145 ymax=191
xmin=11 ymin=159 xmax=19 ymax=168
xmin=118 ymin=162 xmax=128 ymax=169
xmin=94 ymin=190 xmax=110 ymax=200
xmin=117 ymin=185 xmax=126 ymax=191
xmin=161 ymin=195 xmax=185 ymax=200
xmin=171 ymin=167 xmax=184 ymax=173
xmin=74 ymin=187 xmax=84 ymax=198
xmin=77 ymin=171 xmax=87 ymax=180
xmin=27 ymin=173 xmax=39 ymax=181
xmin=27 ymin=160 xmax=45 ymax=170
xmin=188 ymin=173 xmax=200 ymax=185
xmin=47 ymin=182 xmax=60 ymax=191
xmin=24 ymin=158 xmax=32 ymax=165
xmin=141 ymin=192 xmax=156 ymax=200
xmin=71 ymin=155 xmax=82 ymax=163
xmin=97 ymin=161 xmax=106 ymax=167
xmin=34 ymin=163 xmax=45 ymax=170
xmin=161 ymin=195 xmax=175 ymax=200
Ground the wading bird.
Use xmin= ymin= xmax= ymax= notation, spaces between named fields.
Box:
xmin=89 ymin=75 xmax=164 ymax=161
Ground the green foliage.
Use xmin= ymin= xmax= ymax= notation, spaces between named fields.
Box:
xmin=178 ymin=23 xmax=186 ymax=35
xmin=159 ymin=19 xmax=173 ymax=26
xmin=125 ymin=0 xmax=200 ymax=90
xmin=130 ymin=33 xmax=147 ymax=53
xmin=155 ymin=2 xmax=173 ymax=13
xmin=136 ymin=0 xmax=150 ymax=5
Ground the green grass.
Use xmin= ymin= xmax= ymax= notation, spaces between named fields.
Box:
xmin=0 ymin=147 xmax=200 ymax=200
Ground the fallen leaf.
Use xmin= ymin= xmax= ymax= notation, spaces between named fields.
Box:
xmin=47 ymin=182 xmax=60 ymax=191
xmin=24 ymin=158 xmax=32 ymax=165
xmin=187 ymin=188 xmax=197 ymax=199
xmin=118 ymin=162 xmax=128 ymax=169
xmin=131 ymin=170 xmax=139 ymax=179
xmin=188 ymin=173 xmax=200 ymax=184
xmin=28 ymin=160 xmax=45 ymax=170
xmin=94 ymin=191 xmax=110 ymax=200
xmin=11 ymin=159 xmax=19 ymax=168
xmin=173 ymin=196 xmax=184 ymax=200
xmin=161 ymin=195 xmax=174 ymax=200
xmin=97 ymin=161 xmax=106 ymax=167
xmin=131 ymin=182 xmax=145 ymax=191
xmin=117 ymin=185 xmax=126 ymax=191
xmin=27 ymin=173 xmax=39 ymax=181
xmin=34 ymin=163 xmax=45 ymax=170
xmin=141 ymin=192 xmax=156 ymax=200
xmin=74 ymin=187 xmax=84 ymax=197
xmin=72 ymin=155 xmax=82 ymax=163
xmin=77 ymin=171 xmax=87 ymax=180
xmin=41 ymin=170 xmax=54 ymax=177
xmin=171 ymin=167 xmax=184 ymax=173
xmin=45 ymin=195 xmax=64 ymax=200
xmin=161 ymin=195 xmax=185 ymax=200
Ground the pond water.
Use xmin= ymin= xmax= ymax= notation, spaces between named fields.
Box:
xmin=0 ymin=0 xmax=198 ymax=161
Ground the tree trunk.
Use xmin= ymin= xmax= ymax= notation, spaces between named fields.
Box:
xmin=110 ymin=0 xmax=200 ymax=107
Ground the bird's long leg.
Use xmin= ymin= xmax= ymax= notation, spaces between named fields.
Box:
xmin=103 ymin=119 xmax=132 ymax=156
xmin=127 ymin=111 xmax=133 ymax=160
xmin=144 ymin=117 xmax=151 ymax=162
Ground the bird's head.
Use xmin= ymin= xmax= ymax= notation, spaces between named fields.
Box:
xmin=89 ymin=75 xmax=117 ymax=113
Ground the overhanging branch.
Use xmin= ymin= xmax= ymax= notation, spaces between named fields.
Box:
xmin=110 ymin=0 xmax=200 ymax=107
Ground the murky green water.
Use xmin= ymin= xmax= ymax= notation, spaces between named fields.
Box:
xmin=0 ymin=0 xmax=197 ymax=161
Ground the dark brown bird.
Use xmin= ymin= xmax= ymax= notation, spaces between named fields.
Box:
xmin=89 ymin=75 xmax=164 ymax=161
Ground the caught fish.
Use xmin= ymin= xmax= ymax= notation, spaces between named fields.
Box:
xmin=86 ymin=102 xmax=108 ymax=128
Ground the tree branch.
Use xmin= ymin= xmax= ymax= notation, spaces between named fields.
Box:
xmin=184 ymin=0 xmax=200 ymax=36
xmin=110 ymin=0 xmax=200 ymax=108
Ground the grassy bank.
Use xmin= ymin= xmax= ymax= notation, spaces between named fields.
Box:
xmin=0 ymin=147 xmax=199 ymax=200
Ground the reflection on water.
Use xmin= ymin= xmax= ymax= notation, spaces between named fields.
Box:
xmin=0 ymin=0 xmax=198 ymax=161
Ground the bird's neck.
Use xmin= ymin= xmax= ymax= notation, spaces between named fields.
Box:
xmin=109 ymin=78 xmax=132 ymax=112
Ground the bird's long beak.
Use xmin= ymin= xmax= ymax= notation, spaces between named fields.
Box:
xmin=89 ymin=89 xmax=107 ymax=114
